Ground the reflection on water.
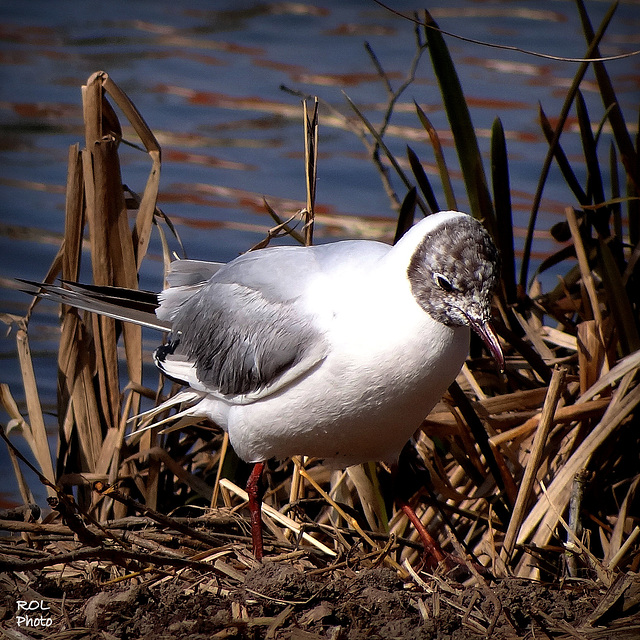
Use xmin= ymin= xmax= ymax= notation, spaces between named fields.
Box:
xmin=0 ymin=0 xmax=638 ymax=505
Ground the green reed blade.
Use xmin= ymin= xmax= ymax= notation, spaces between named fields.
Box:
xmin=422 ymin=9 xmax=495 ymax=233
xmin=491 ymin=117 xmax=516 ymax=304
xmin=539 ymin=104 xmax=588 ymax=206
xmin=414 ymin=102 xmax=457 ymax=211
xmin=406 ymin=145 xmax=438 ymax=213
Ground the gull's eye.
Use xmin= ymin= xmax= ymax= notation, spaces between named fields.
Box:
xmin=434 ymin=273 xmax=454 ymax=292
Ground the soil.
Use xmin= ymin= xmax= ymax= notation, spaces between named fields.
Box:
xmin=2 ymin=560 xmax=639 ymax=639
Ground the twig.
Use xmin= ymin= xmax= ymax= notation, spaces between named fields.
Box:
xmin=373 ymin=0 xmax=639 ymax=64
xmin=303 ymin=97 xmax=318 ymax=247
xmin=94 ymin=482 xmax=228 ymax=549
xmin=360 ymin=29 xmax=430 ymax=213
xmin=501 ymin=366 xmax=567 ymax=565
xmin=0 ymin=546 xmax=217 ymax=573
xmin=566 ymin=469 xmax=590 ymax=577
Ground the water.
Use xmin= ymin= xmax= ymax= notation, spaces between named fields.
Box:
xmin=0 ymin=0 xmax=638 ymax=505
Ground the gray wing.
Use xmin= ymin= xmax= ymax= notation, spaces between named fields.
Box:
xmin=156 ymin=280 xmax=322 ymax=397
xmin=193 ymin=240 xmax=390 ymax=302
xmin=155 ymin=246 xmax=331 ymax=399
xmin=155 ymin=241 xmax=390 ymax=399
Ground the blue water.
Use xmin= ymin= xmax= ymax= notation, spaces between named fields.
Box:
xmin=0 ymin=0 xmax=638 ymax=505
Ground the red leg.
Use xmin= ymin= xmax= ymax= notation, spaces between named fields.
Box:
xmin=390 ymin=457 xmax=445 ymax=568
xmin=246 ymin=461 xmax=265 ymax=561
xmin=397 ymin=497 xmax=445 ymax=568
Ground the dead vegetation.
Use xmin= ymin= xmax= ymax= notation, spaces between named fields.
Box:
xmin=1 ymin=3 xmax=639 ymax=637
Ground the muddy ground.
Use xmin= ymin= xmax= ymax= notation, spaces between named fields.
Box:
xmin=2 ymin=556 xmax=639 ymax=639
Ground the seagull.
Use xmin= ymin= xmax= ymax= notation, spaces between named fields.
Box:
xmin=24 ymin=210 xmax=503 ymax=561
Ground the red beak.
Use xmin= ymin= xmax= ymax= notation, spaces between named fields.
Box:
xmin=469 ymin=318 xmax=504 ymax=372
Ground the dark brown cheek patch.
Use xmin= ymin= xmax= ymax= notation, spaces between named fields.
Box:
xmin=405 ymin=216 xmax=499 ymax=327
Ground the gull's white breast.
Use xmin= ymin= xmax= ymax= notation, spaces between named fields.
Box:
xmin=217 ymin=247 xmax=470 ymax=465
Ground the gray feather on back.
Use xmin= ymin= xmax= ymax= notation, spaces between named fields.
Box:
xmin=155 ymin=241 xmax=389 ymax=397
xmin=157 ymin=246 xmax=334 ymax=396
xmin=166 ymin=259 xmax=224 ymax=287
xmin=168 ymin=281 xmax=318 ymax=395
xmin=157 ymin=260 xmax=224 ymax=323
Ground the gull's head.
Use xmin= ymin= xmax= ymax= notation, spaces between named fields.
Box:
xmin=407 ymin=213 xmax=504 ymax=370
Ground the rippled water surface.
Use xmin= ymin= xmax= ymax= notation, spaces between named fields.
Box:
xmin=0 ymin=0 xmax=638 ymax=503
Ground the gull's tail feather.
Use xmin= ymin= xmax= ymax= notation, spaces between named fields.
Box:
xmin=127 ymin=389 xmax=215 ymax=442
xmin=19 ymin=275 xmax=220 ymax=437
xmin=128 ymin=388 xmax=203 ymax=425
xmin=18 ymin=279 xmax=171 ymax=332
